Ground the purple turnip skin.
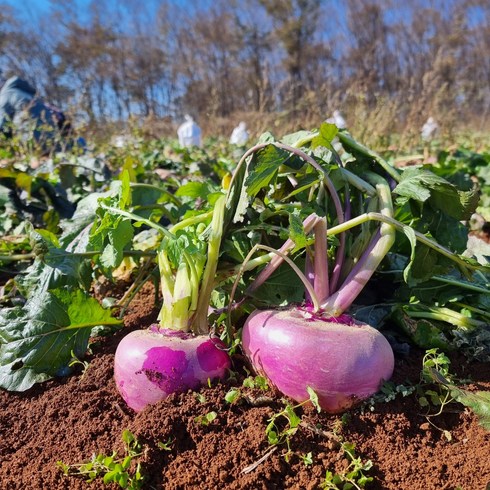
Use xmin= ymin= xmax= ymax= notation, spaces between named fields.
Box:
xmin=242 ymin=308 xmax=394 ymax=413
xmin=114 ymin=327 xmax=230 ymax=412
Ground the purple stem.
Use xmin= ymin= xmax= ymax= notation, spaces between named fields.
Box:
xmin=321 ymin=230 xmax=382 ymax=316
xmin=273 ymin=141 xmax=346 ymax=294
xmin=304 ymin=249 xmax=314 ymax=303
xmin=246 ymin=213 xmax=320 ymax=295
xmin=329 ymin=183 xmax=350 ymax=293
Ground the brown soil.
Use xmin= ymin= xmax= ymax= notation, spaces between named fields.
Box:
xmin=1 ymin=282 xmax=489 ymax=490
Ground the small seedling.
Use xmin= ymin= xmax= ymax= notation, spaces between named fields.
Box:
xmin=224 ymin=388 xmax=241 ymax=404
xmin=265 ymin=386 xmax=321 ymax=462
xmin=157 ymin=437 xmax=174 ymax=451
xmin=417 ymin=349 xmax=458 ymax=416
xmin=224 ymin=375 xmax=271 ymax=405
xmin=194 ymin=411 xmax=218 ymax=426
xmin=242 ymin=375 xmax=269 ymax=390
xmin=57 ymin=429 xmax=144 ymax=489
xmin=194 ymin=393 xmax=207 ymax=404
xmin=299 ymin=451 xmax=313 ymax=466
xmin=320 ymin=441 xmax=373 ymax=490
xmin=418 ymin=348 xmax=490 ymax=431
xmin=68 ymin=349 xmax=90 ymax=376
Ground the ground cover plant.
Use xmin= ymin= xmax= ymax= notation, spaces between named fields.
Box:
xmin=0 ymin=124 xmax=490 ymax=489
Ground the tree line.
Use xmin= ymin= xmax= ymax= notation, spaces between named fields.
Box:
xmin=0 ymin=0 xmax=488 ymax=141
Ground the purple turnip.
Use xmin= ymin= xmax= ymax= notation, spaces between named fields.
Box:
xmin=242 ymin=308 xmax=394 ymax=413
xmin=114 ymin=328 xmax=230 ymax=412
xmin=113 ymin=195 xmax=231 ymax=412
xmin=236 ymin=140 xmax=397 ymax=412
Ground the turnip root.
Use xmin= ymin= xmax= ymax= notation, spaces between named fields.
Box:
xmin=242 ymin=308 xmax=394 ymax=412
xmin=114 ymin=327 xmax=230 ymax=412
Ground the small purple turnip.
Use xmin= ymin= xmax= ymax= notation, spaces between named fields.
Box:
xmin=113 ymin=195 xmax=230 ymax=412
xmin=114 ymin=327 xmax=230 ymax=412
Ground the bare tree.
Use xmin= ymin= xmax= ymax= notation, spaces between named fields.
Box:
xmin=0 ymin=0 xmax=487 ymax=141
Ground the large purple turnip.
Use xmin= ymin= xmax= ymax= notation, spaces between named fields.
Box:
xmin=242 ymin=308 xmax=394 ymax=412
xmin=235 ymin=145 xmax=398 ymax=413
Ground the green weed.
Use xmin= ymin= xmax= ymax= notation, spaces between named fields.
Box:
xmin=157 ymin=437 xmax=174 ymax=451
xmin=265 ymin=386 xmax=321 ymax=462
xmin=418 ymin=348 xmax=490 ymax=432
xmin=320 ymin=441 xmax=373 ymax=490
xmin=57 ymin=429 xmax=144 ymax=489
xmin=224 ymin=375 xmax=270 ymax=404
xmin=365 ymin=380 xmax=416 ymax=411
xmin=418 ymin=348 xmax=455 ymax=415
xmin=194 ymin=411 xmax=218 ymax=426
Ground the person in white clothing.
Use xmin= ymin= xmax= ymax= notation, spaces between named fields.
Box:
xmin=177 ymin=114 xmax=202 ymax=148
xmin=421 ymin=116 xmax=439 ymax=141
xmin=326 ymin=110 xmax=347 ymax=129
xmin=229 ymin=121 xmax=249 ymax=146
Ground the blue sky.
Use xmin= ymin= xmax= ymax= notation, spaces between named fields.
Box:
xmin=2 ymin=0 xmax=485 ymax=32
xmin=2 ymin=0 xmax=192 ymax=14
xmin=2 ymin=0 xmax=85 ymax=19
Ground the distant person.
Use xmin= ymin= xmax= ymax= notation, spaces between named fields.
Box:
xmin=229 ymin=121 xmax=249 ymax=146
xmin=326 ymin=110 xmax=347 ymax=129
xmin=421 ymin=116 xmax=439 ymax=141
xmin=0 ymin=76 xmax=73 ymax=153
xmin=177 ymin=114 xmax=202 ymax=148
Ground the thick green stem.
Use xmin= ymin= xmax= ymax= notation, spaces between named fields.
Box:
xmin=336 ymin=131 xmax=401 ymax=183
xmin=321 ymin=173 xmax=396 ymax=315
xmin=339 ymin=168 xmax=377 ymax=197
xmin=157 ymin=249 xmax=178 ymax=328
xmin=327 ymin=212 xmax=488 ymax=272
xmin=170 ymin=210 xmax=214 ymax=233
xmin=172 ymin=262 xmax=193 ymax=330
xmin=404 ymin=305 xmax=486 ymax=329
xmin=192 ymin=195 xmax=226 ymax=335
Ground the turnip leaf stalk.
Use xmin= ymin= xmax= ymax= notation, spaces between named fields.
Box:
xmin=321 ymin=172 xmax=395 ymax=316
xmin=194 ymin=195 xmax=226 ymax=334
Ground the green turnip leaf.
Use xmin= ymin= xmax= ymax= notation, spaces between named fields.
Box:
xmin=0 ymin=288 xmax=122 ymax=391
xmin=244 ymin=146 xmax=282 ymax=197
xmin=394 ymin=167 xmax=478 ymax=220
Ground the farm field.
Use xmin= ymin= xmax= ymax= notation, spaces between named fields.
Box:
xmin=1 ymin=125 xmax=490 ymax=489
xmin=1 ymin=280 xmax=490 ymax=490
